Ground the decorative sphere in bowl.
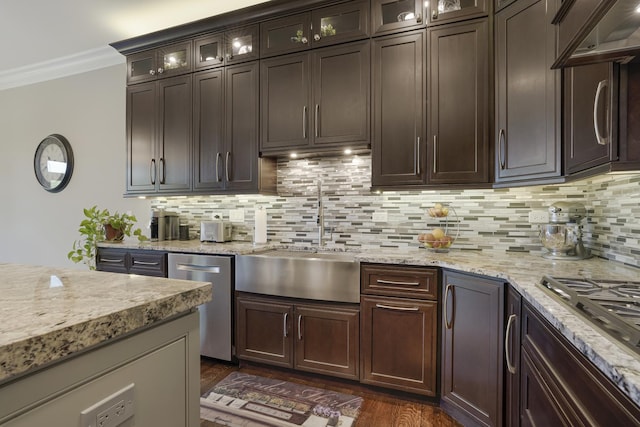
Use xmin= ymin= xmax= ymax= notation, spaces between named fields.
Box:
xmin=427 ymin=203 xmax=450 ymax=218
xmin=418 ymin=227 xmax=454 ymax=249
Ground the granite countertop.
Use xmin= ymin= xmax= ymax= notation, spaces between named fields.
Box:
xmin=99 ymin=239 xmax=640 ymax=406
xmin=0 ymin=263 xmax=211 ymax=385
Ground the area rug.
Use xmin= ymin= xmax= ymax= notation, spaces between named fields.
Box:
xmin=200 ymin=371 xmax=363 ymax=427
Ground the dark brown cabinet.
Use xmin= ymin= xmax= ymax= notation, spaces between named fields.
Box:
xmin=260 ymin=40 xmax=370 ymax=155
xmin=505 ymin=286 xmax=521 ymax=427
xmin=260 ymin=1 xmax=369 ymax=57
xmin=126 ymin=74 xmax=192 ymax=194
xmin=372 ymin=0 xmax=425 ymax=35
xmin=96 ymin=247 xmax=167 ymax=277
xmin=441 ymin=270 xmax=504 ymax=427
xmin=126 ymin=41 xmax=192 ymax=85
xmin=194 ymin=25 xmax=259 ymax=71
xmin=520 ymin=301 xmax=640 ymax=427
xmin=428 ymin=19 xmax=490 ymax=185
xmin=427 ymin=0 xmax=488 ymax=26
xmin=236 ymin=294 xmax=360 ymax=380
xmin=564 ymin=62 xmax=618 ymax=175
xmin=494 ymin=0 xmax=562 ymax=185
xmin=360 ymin=264 xmax=439 ymax=396
xmin=371 ymin=30 xmax=426 ymax=187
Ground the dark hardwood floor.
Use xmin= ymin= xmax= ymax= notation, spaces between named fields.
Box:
xmin=200 ymin=357 xmax=462 ymax=427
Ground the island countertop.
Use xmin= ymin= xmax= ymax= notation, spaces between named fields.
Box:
xmin=0 ymin=263 xmax=211 ymax=385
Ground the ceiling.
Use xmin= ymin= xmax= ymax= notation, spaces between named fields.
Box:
xmin=0 ymin=0 xmax=270 ymax=89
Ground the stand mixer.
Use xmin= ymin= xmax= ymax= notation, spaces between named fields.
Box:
xmin=540 ymin=202 xmax=591 ymax=260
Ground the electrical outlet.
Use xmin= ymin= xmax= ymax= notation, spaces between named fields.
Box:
xmin=229 ymin=209 xmax=245 ymax=222
xmin=81 ymin=383 xmax=135 ymax=427
xmin=372 ymin=211 xmax=388 ymax=222
xmin=528 ymin=210 xmax=549 ymax=223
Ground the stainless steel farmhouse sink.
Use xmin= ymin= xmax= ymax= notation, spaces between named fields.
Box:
xmin=235 ymin=249 xmax=360 ymax=303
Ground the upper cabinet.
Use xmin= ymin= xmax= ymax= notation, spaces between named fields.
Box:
xmin=126 ymin=41 xmax=192 ymax=85
xmin=260 ymin=40 xmax=370 ymax=155
xmin=426 ymin=0 xmax=489 ymax=26
xmin=194 ymin=25 xmax=259 ymax=71
xmin=494 ymin=0 xmax=562 ymax=186
xmin=372 ymin=0 xmax=425 ymax=35
xmin=260 ymin=1 xmax=369 ymax=58
xmin=427 ymin=19 xmax=490 ymax=185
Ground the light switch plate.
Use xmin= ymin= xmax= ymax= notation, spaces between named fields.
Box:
xmin=528 ymin=210 xmax=549 ymax=223
xmin=229 ymin=209 xmax=245 ymax=222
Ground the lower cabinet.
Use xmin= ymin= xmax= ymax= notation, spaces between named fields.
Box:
xmin=96 ymin=247 xmax=167 ymax=277
xmin=235 ymin=294 xmax=360 ymax=380
xmin=360 ymin=264 xmax=439 ymax=396
xmin=441 ymin=270 xmax=505 ymax=427
xmin=504 ymin=286 xmax=522 ymax=427
xmin=520 ymin=301 xmax=640 ymax=427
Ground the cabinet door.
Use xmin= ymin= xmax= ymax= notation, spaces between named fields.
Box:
xmin=126 ymin=82 xmax=157 ymax=193
xmin=225 ymin=62 xmax=259 ymax=191
xmin=260 ymin=53 xmax=311 ymax=151
xmin=564 ymin=62 xmax=617 ymax=175
xmin=428 ymin=19 xmax=489 ymax=185
xmin=505 ymin=286 xmax=522 ymax=427
xmin=225 ymin=25 xmax=259 ymax=65
xmin=129 ymin=250 xmax=167 ymax=277
xmin=193 ymin=69 xmax=225 ymax=191
xmin=96 ymin=248 xmax=128 ymax=273
xmin=372 ymin=30 xmax=426 ymax=187
xmin=127 ymin=50 xmax=157 ymax=84
xmin=294 ymin=305 xmax=359 ymax=380
xmin=194 ymin=34 xmax=225 ymax=70
xmin=441 ymin=271 xmax=504 ymax=427
xmin=372 ymin=0 xmax=425 ymax=36
xmin=260 ymin=13 xmax=312 ymax=57
xmin=236 ymin=296 xmax=293 ymax=368
xmin=427 ymin=0 xmax=488 ymax=26
xmin=312 ymin=41 xmax=370 ymax=148
xmin=311 ymin=0 xmax=370 ymax=48
xmin=495 ymin=0 xmax=561 ymax=184
xmin=360 ymin=295 xmax=438 ymax=396
xmin=156 ymin=41 xmax=193 ymax=79
xmin=157 ymin=75 xmax=192 ymax=192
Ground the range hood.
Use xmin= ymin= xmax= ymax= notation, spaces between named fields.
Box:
xmin=553 ymin=0 xmax=640 ymax=68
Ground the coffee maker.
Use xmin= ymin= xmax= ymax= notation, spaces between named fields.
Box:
xmin=540 ymin=202 xmax=591 ymax=260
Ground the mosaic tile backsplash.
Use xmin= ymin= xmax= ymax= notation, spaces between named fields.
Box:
xmin=152 ymin=154 xmax=640 ymax=268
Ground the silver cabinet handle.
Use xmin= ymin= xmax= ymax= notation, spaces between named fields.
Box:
xmin=302 ymin=106 xmax=307 ymax=139
xmin=159 ymin=158 xmax=166 ymax=184
xmin=215 ymin=152 xmax=222 ymax=182
xmin=433 ymin=135 xmax=437 ymax=173
xmin=444 ymin=284 xmax=454 ymax=329
xmin=226 ymin=54 xmax=233 ymax=61
xmin=99 ymin=258 xmax=124 ymax=263
xmin=498 ymin=128 xmax=506 ymax=170
xmin=225 ymin=152 xmax=231 ymax=182
xmin=157 ymin=67 xmax=164 ymax=75
xmin=432 ymin=9 xmax=438 ymax=19
xmin=298 ymin=314 xmax=303 ymax=340
xmin=505 ymin=314 xmax=517 ymax=375
xmin=375 ymin=304 xmax=419 ymax=311
xmin=133 ymin=260 xmax=160 ymax=266
xmin=416 ymin=13 xmax=422 ymax=23
xmin=593 ymin=79 xmax=609 ymax=146
xmin=314 ymin=34 xmax=321 ymax=41
xmin=149 ymin=69 xmax=156 ymax=76
xmin=301 ymin=36 xmax=308 ymax=44
xmin=376 ymin=279 xmax=420 ymax=286
xmin=416 ymin=137 xmax=421 ymax=174
xmin=150 ymin=159 xmax=156 ymax=185
xmin=283 ymin=312 xmax=288 ymax=337
xmin=315 ymin=104 xmax=319 ymax=137
xmin=176 ymin=264 xmax=220 ymax=273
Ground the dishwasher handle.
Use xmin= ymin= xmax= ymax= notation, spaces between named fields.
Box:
xmin=176 ymin=264 xmax=221 ymax=274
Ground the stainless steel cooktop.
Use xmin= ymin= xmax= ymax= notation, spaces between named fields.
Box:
xmin=539 ymin=276 xmax=640 ymax=356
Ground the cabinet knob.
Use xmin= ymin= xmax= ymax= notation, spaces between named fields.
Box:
xmin=432 ymin=9 xmax=438 ymax=19
xmin=416 ymin=13 xmax=422 ymax=23
xmin=217 ymin=55 xmax=224 ymax=62
xmin=148 ymin=69 xmax=156 ymax=76
xmin=226 ymin=54 xmax=233 ymax=60
xmin=314 ymin=34 xmax=321 ymax=41
xmin=301 ymin=36 xmax=308 ymax=44
xmin=157 ymin=67 xmax=164 ymax=74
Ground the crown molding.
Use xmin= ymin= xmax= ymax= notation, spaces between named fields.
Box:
xmin=0 ymin=46 xmax=124 ymax=91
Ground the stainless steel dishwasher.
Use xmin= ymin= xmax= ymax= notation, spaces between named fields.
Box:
xmin=168 ymin=253 xmax=232 ymax=361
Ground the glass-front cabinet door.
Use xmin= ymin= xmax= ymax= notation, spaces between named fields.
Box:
xmin=127 ymin=50 xmax=157 ymax=84
xmin=261 ymin=13 xmax=312 ymax=57
xmin=311 ymin=0 xmax=370 ymax=47
xmin=225 ymin=25 xmax=260 ymax=65
xmin=194 ymin=34 xmax=225 ymax=70
xmin=372 ymin=0 xmax=425 ymax=35
xmin=427 ymin=0 xmax=488 ymax=25
xmin=156 ymin=41 xmax=192 ymax=78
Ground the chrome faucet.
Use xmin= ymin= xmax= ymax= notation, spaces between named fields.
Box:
xmin=317 ymin=180 xmax=324 ymax=246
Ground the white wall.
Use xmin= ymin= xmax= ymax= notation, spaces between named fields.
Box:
xmin=0 ymin=64 xmax=150 ymax=268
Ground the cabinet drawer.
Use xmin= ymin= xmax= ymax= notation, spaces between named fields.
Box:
xmin=96 ymin=248 xmax=128 ymax=273
xmin=361 ymin=264 xmax=438 ymax=299
xmin=129 ymin=250 xmax=167 ymax=277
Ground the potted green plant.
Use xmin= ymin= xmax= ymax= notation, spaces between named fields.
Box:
xmin=68 ymin=205 xmax=147 ymax=270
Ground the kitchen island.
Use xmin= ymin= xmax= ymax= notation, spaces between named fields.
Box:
xmin=0 ymin=263 xmax=211 ymax=426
